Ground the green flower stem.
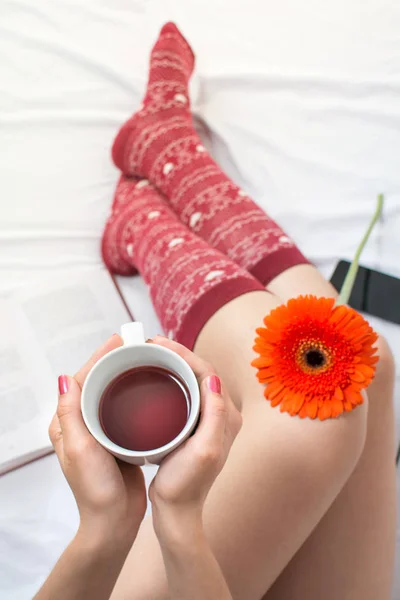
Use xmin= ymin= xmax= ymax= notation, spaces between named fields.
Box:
xmin=337 ymin=194 xmax=384 ymax=306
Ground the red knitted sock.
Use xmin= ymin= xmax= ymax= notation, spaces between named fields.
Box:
xmin=102 ymin=176 xmax=264 ymax=349
xmin=112 ymin=22 xmax=309 ymax=286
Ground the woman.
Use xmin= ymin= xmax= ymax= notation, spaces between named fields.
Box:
xmin=37 ymin=22 xmax=396 ymax=600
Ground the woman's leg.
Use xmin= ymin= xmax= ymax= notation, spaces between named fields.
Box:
xmin=252 ymin=263 xmax=396 ymax=600
xmin=110 ymin=288 xmax=368 ymax=600
xmin=265 ymin=335 xmax=396 ymax=600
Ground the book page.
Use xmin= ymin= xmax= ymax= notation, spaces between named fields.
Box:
xmin=0 ymin=267 xmax=131 ymax=473
xmin=0 ymin=298 xmax=54 ymax=473
xmin=0 ymin=315 xmax=42 ymax=437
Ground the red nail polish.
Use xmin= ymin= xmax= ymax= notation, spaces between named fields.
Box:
xmin=58 ymin=375 xmax=69 ymax=395
xmin=209 ymin=375 xmax=221 ymax=394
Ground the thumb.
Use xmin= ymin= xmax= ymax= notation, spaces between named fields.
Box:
xmin=57 ymin=375 xmax=91 ymax=451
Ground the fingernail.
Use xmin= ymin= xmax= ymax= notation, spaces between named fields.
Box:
xmin=208 ymin=375 xmax=221 ymax=394
xmin=146 ymin=338 xmax=153 ymax=343
xmin=58 ymin=375 xmax=69 ymax=395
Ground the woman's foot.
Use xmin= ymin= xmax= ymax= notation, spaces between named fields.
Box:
xmin=101 ymin=175 xmax=148 ymax=275
xmin=112 ymin=22 xmax=195 ymax=178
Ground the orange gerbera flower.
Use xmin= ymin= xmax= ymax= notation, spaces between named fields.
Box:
xmin=251 ymin=295 xmax=378 ymax=420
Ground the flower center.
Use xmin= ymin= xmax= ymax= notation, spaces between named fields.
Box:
xmin=305 ymin=349 xmax=326 ymax=368
xmin=295 ymin=341 xmax=332 ymax=374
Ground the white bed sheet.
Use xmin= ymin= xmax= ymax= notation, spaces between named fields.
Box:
xmin=1 ymin=0 xmax=400 ymax=598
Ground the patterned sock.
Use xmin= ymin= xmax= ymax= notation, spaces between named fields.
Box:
xmin=101 ymin=176 xmax=264 ymax=349
xmin=112 ymin=22 xmax=309 ymax=286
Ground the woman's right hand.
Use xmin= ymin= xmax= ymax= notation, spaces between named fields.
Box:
xmin=48 ymin=335 xmax=147 ymax=548
xmin=148 ymin=336 xmax=243 ymax=527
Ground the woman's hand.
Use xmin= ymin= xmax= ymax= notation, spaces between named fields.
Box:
xmin=49 ymin=335 xmax=147 ymax=546
xmin=149 ymin=336 xmax=242 ymax=527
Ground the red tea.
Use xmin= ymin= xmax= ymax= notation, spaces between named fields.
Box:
xmin=99 ymin=366 xmax=190 ymax=451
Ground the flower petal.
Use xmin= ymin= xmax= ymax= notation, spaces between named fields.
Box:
xmin=299 ymin=404 xmax=308 ymax=418
xmin=356 ymin=364 xmax=375 ymax=379
xmin=334 ymin=386 xmax=344 ymax=401
xmin=280 ymin=397 xmax=294 ymax=413
xmin=306 ymin=398 xmax=318 ymax=419
xmin=344 ymin=387 xmax=363 ymax=406
xmin=290 ymin=393 xmax=305 ymax=415
xmin=349 ymin=370 xmax=366 ymax=383
xmin=251 ymin=356 xmax=274 ymax=369
xmin=270 ymin=394 xmax=282 ymax=407
xmin=318 ymin=401 xmax=332 ymax=420
xmin=331 ymin=398 xmax=344 ymax=418
xmin=266 ymin=382 xmax=285 ymax=399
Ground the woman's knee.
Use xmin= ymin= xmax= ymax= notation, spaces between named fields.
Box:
xmin=244 ymin=396 xmax=367 ymax=501
xmin=303 ymin=400 xmax=368 ymax=489
xmin=295 ymin=333 xmax=395 ymax=483
xmin=374 ymin=335 xmax=396 ymax=391
xmin=365 ymin=334 xmax=396 ymax=435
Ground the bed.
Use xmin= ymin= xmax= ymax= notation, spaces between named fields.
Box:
xmin=1 ymin=1 xmax=399 ymax=598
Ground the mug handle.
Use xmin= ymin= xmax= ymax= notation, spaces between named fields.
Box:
xmin=121 ymin=322 xmax=146 ymax=346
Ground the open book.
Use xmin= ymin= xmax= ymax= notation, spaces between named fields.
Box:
xmin=0 ymin=267 xmax=132 ymax=475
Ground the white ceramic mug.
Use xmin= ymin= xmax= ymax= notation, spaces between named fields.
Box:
xmin=81 ymin=322 xmax=200 ymax=465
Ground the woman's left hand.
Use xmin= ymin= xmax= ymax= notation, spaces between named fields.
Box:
xmin=49 ymin=335 xmax=147 ymax=546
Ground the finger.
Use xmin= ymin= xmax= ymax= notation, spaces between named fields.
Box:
xmin=74 ymin=334 xmax=122 ymax=388
xmin=48 ymin=413 xmax=64 ymax=466
xmin=192 ymin=375 xmax=228 ymax=457
xmin=152 ymin=336 xmax=213 ymax=382
xmin=56 ymin=375 xmax=93 ymax=452
xmin=223 ymin=390 xmax=243 ymax=444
